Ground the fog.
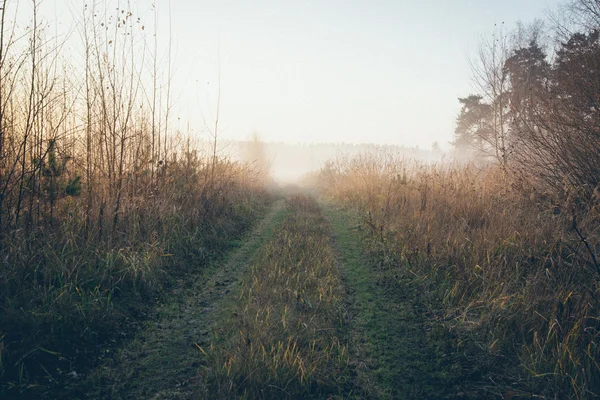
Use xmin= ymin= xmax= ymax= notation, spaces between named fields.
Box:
xmin=201 ymin=140 xmax=445 ymax=183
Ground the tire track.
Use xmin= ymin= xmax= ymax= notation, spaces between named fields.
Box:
xmin=69 ymin=200 xmax=286 ymax=400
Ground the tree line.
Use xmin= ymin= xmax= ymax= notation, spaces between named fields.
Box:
xmin=454 ymin=0 xmax=600 ymax=199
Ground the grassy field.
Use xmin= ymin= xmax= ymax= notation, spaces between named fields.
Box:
xmin=324 ymin=203 xmax=466 ymax=399
xmin=5 ymin=176 xmax=597 ymax=399
xmin=194 ymin=193 xmax=479 ymax=399
xmin=0 ymin=180 xmax=271 ymax=398
xmin=2 ymin=1 xmax=598 ymax=398
xmin=46 ymin=200 xmax=286 ymax=400
xmin=319 ymin=155 xmax=600 ymax=399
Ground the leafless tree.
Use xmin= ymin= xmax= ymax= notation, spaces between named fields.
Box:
xmin=469 ymin=24 xmax=512 ymax=166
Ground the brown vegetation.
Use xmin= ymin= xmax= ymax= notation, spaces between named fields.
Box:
xmin=320 ymin=155 xmax=599 ymax=398
xmin=0 ymin=1 xmax=269 ymax=394
xmin=455 ymin=0 xmax=600 ymax=202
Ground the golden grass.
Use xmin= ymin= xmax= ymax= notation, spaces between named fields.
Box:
xmin=0 ymin=156 xmax=270 ymax=392
xmin=0 ymin=2 xmax=273 ymax=392
xmin=320 ymin=154 xmax=600 ymax=399
xmin=200 ymin=194 xmax=349 ymax=399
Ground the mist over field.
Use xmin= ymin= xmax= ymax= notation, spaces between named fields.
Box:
xmin=214 ymin=140 xmax=444 ymax=182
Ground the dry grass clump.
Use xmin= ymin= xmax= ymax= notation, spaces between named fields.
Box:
xmin=320 ymin=154 xmax=600 ymax=398
xmin=0 ymin=151 xmax=270 ymax=391
xmin=201 ymin=194 xmax=349 ymax=399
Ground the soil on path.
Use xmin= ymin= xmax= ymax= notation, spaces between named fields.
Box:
xmin=66 ymin=200 xmax=286 ymax=400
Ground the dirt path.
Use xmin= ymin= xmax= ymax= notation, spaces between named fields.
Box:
xmin=196 ymin=195 xmax=350 ymax=399
xmin=323 ymin=202 xmax=465 ymax=400
xmin=56 ymin=198 xmax=468 ymax=399
xmin=67 ymin=200 xmax=286 ymax=400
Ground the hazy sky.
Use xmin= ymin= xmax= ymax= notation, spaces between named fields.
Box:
xmin=166 ymin=0 xmax=564 ymax=149
xmin=28 ymin=0 xmax=565 ymax=149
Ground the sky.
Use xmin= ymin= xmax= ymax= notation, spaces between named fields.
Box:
xmin=165 ymin=0 xmax=565 ymax=149
xmin=17 ymin=0 xmax=565 ymax=149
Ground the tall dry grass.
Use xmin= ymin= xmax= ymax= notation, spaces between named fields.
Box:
xmin=0 ymin=1 xmax=271 ymax=392
xmin=320 ymin=154 xmax=600 ymax=398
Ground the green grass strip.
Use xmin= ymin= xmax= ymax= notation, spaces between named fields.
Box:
xmin=323 ymin=202 xmax=463 ymax=399
xmin=201 ymin=195 xmax=350 ymax=399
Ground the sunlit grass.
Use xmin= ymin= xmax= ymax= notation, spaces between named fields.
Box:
xmin=200 ymin=194 xmax=350 ymax=399
xmin=0 ymin=162 xmax=270 ymax=393
xmin=320 ymin=154 xmax=600 ymax=398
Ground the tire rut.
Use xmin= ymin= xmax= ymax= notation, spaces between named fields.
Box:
xmin=72 ymin=200 xmax=285 ymax=400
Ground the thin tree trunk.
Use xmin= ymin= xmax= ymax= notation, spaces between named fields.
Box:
xmin=15 ymin=1 xmax=38 ymax=229
xmin=0 ymin=0 xmax=8 ymax=241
